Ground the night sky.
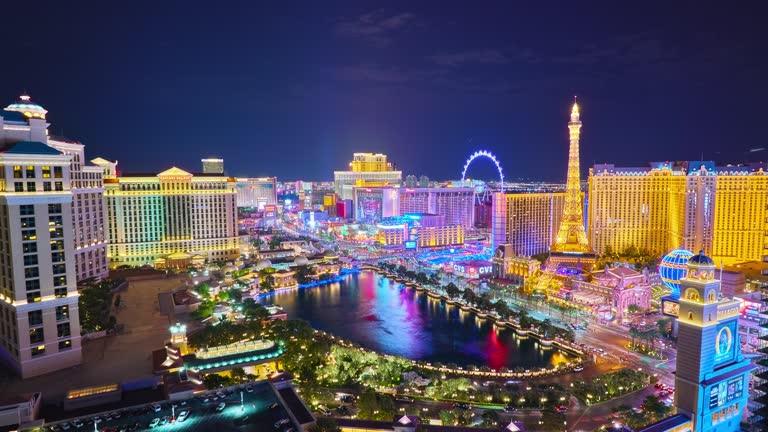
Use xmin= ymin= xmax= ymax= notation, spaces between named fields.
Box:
xmin=2 ymin=1 xmax=766 ymax=181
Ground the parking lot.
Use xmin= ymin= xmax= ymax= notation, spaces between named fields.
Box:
xmin=37 ymin=382 xmax=298 ymax=432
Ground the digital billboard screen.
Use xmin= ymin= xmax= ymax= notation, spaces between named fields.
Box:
xmin=709 ymin=375 xmax=745 ymax=409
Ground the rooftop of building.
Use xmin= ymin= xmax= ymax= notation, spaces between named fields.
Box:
xmin=592 ymin=160 xmax=768 ymax=176
xmin=0 ymin=141 xmax=62 ymax=155
xmin=636 ymin=414 xmax=691 ymax=432
xmin=726 ymin=261 xmax=768 ymax=281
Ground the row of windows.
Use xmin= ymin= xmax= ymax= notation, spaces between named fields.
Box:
xmin=13 ymin=182 xmax=64 ymax=193
xmin=11 ymin=165 xmax=63 ymax=179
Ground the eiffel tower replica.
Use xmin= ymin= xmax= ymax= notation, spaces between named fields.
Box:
xmin=532 ymin=100 xmax=596 ymax=295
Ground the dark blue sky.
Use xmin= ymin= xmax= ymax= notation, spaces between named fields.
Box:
xmin=2 ymin=1 xmax=766 ymax=181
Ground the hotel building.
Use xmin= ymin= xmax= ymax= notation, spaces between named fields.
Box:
xmin=399 ymin=187 xmax=475 ymax=229
xmin=673 ymin=252 xmax=753 ymax=431
xmin=496 ymin=192 xmax=565 ymax=257
xmin=0 ymin=98 xmax=83 ymax=377
xmin=235 ymin=177 xmax=277 ymax=209
xmin=588 ymin=161 xmax=768 ymax=264
xmin=100 ymin=166 xmax=239 ymax=268
xmin=46 ymin=138 xmax=108 ymax=282
xmin=334 ymin=153 xmax=402 ymax=200
xmin=201 ymin=158 xmax=224 ymax=174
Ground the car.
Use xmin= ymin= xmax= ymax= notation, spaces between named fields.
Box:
xmin=245 ymin=386 xmax=254 ymax=393
xmin=160 ymin=416 xmax=169 ymax=426
xmin=152 ymin=404 xmax=161 ymax=413
xmin=216 ymin=402 xmax=226 ymax=412
xmin=92 ymin=417 xmax=102 ymax=424
xmin=200 ymin=396 xmax=210 ymax=403
xmin=274 ymin=419 xmax=291 ymax=429
xmin=113 ymin=412 xmax=121 ymax=420
xmin=395 ymin=396 xmax=415 ymax=403
xmin=104 ymin=414 xmax=113 ymax=422
xmin=216 ymin=391 xmax=225 ymax=398
xmin=177 ymin=410 xmax=190 ymax=422
xmin=554 ymin=405 xmax=568 ymax=413
xmin=573 ymin=365 xmax=584 ymax=372
xmin=61 ymin=423 xmax=71 ymax=430
xmin=148 ymin=418 xmax=160 ymax=428
xmin=180 ymin=400 xmax=188 ymax=406
xmin=503 ymin=405 xmax=517 ymax=412
xmin=317 ymin=405 xmax=332 ymax=416
xmin=340 ymin=395 xmax=356 ymax=403
xmin=269 ymin=403 xmax=280 ymax=409
xmin=72 ymin=419 xmax=84 ymax=428
xmin=452 ymin=402 xmax=471 ymax=410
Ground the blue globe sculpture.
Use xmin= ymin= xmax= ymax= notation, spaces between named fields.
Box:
xmin=659 ymin=249 xmax=694 ymax=297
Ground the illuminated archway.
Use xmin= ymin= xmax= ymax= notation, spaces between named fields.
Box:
xmin=461 ymin=150 xmax=504 ymax=192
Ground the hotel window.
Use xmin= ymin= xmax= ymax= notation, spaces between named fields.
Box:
xmin=23 ymin=255 xmax=38 ymax=266
xmin=51 ymin=252 xmax=65 ymax=263
xmin=54 ymin=275 xmax=67 ymax=287
xmin=43 ymin=182 xmax=52 ymax=192
xmin=26 ymin=166 xmax=34 ymax=178
xmin=51 ymin=240 xmax=64 ymax=251
xmin=24 ymin=267 xmax=39 ymax=278
xmin=49 ymin=215 xmax=63 ymax=226
xmin=55 ymin=182 xmax=63 ymax=191
xmin=31 ymin=345 xmax=45 ymax=357
xmin=57 ymin=322 xmax=71 ymax=338
xmin=27 ymin=291 xmax=41 ymax=303
xmin=28 ymin=310 xmax=43 ymax=326
xmin=54 ymin=166 xmax=62 ymax=178
xmin=29 ymin=327 xmax=44 ymax=344
xmin=22 ymin=230 xmax=37 ymax=241
xmin=14 ymin=182 xmax=23 ymax=192
xmin=58 ymin=340 xmax=71 ymax=351
xmin=21 ymin=217 xmax=35 ymax=228
xmin=42 ymin=166 xmax=51 ymax=178
xmin=26 ymin=279 xmax=40 ymax=291
xmin=50 ymin=228 xmax=64 ymax=239
xmin=20 ymin=204 xmax=34 ymax=215
xmin=54 ymin=288 xmax=67 ymax=298
xmin=52 ymin=264 xmax=66 ymax=275
xmin=48 ymin=204 xmax=62 ymax=214
xmin=26 ymin=182 xmax=36 ymax=192
xmin=13 ymin=165 xmax=22 ymax=178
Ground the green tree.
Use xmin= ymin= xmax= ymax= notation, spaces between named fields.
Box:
xmin=481 ymin=410 xmax=499 ymax=427
xmin=217 ymin=290 xmax=230 ymax=302
xmin=295 ymin=265 xmax=316 ymax=285
xmin=268 ymin=237 xmax=281 ymax=250
xmin=194 ymin=283 xmax=211 ymax=300
xmin=203 ymin=373 xmax=234 ymax=389
xmin=260 ymin=274 xmax=276 ymax=291
xmin=444 ymin=283 xmax=461 ymax=299
xmin=242 ymin=298 xmax=270 ymax=321
xmin=227 ymin=288 xmax=243 ymax=303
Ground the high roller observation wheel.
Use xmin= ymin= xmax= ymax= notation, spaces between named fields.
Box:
xmin=461 ymin=150 xmax=504 ymax=192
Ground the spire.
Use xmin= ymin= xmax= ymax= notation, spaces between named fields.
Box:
xmin=570 ymin=96 xmax=580 ymax=123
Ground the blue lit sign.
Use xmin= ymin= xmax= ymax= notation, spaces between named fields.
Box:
xmin=404 ymin=241 xmax=417 ymax=250
xmin=713 ymin=321 xmax=736 ymax=367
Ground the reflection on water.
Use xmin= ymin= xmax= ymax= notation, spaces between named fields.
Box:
xmin=261 ymin=270 xmax=568 ymax=369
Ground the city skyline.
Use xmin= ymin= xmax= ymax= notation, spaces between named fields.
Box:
xmin=3 ymin=2 xmax=767 ymax=181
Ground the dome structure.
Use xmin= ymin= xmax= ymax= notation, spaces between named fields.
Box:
xmin=659 ymin=249 xmax=694 ymax=296
xmin=294 ymin=255 xmax=309 ymax=266
xmin=256 ymin=259 xmax=272 ymax=270
xmin=221 ymin=262 xmax=238 ymax=274
xmin=687 ymin=250 xmax=715 ymax=267
xmin=5 ymin=94 xmax=47 ymax=119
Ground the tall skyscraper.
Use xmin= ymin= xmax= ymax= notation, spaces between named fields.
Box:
xmin=588 ymin=161 xmax=768 ymax=264
xmin=101 ymin=166 xmax=239 ymax=268
xmin=201 ymin=158 xmax=224 ymax=174
xmin=0 ymin=99 xmax=83 ymax=377
xmin=674 ymin=251 xmax=753 ymax=431
xmin=548 ymin=101 xmax=594 ymax=269
xmin=334 ymin=153 xmax=402 ymax=200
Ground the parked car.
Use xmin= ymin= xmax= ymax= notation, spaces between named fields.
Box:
xmin=274 ymin=419 xmax=291 ymax=429
xmin=152 ymin=404 xmax=161 ymax=413
xmin=216 ymin=402 xmax=226 ymax=412
xmin=452 ymin=402 xmax=471 ymax=410
xmin=395 ymin=396 xmax=414 ymax=403
xmin=177 ymin=410 xmax=190 ymax=422
xmin=554 ymin=405 xmax=568 ymax=413
xmin=148 ymin=418 xmax=160 ymax=428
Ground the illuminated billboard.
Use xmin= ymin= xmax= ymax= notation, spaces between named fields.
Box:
xmin=708 ymin=375 xmax=745 ymax=409
xmin=661 ymin=296 xmax=679 ymax=317
xmin=713 ymin=321 xmax=737 ymax=367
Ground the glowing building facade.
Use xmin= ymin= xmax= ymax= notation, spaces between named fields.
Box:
xmin=334 ymin=153 xmax=401 ymax=200
xmin=0 ymin=101 xmax=83 ymax=377
xmin=399 ymin=187 xmax=475 ymax=229
xmin=674 ymin=252 xmax=753 ymax=431
xmin=588 ymin=161 xmax=768 ymax=265
xmin=235 ymin=177 xmax=277 ymax=209
xmin=353 ymin=186 xmax=400 ymax=223
xmin=103 ymin=167 xmax=239 ymax=268
xmin=497 ymin=192 xmax=565 ymax=257
xmin=201 ymin=158 xmax=224 ymax=174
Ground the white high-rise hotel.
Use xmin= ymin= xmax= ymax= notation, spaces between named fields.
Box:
xmin=0 ymin=96 xmax=83 ymax=377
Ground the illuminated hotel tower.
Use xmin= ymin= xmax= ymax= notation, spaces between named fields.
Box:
xmin=674 ymin=251 xmax=753 ymax=431
xmin=549 ymin=100 xmax=594 ymax=267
